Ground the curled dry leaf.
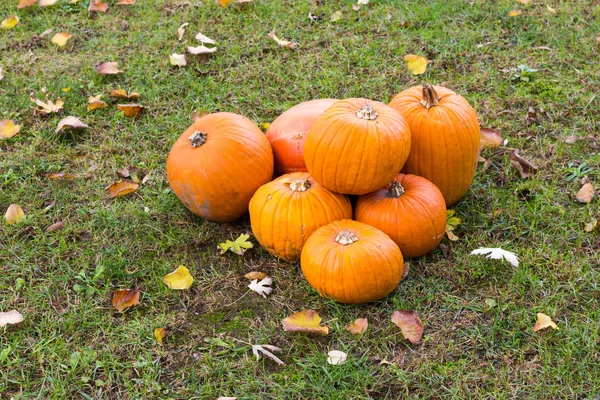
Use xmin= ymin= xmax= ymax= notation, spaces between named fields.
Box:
xmin=345 ymin=318 xmax=368 ymax=335
xmin=0 ymin=119 xmax=20 ymax=138
xmin=89 ymin=0 xmax=109 ymax=12
xmin=401 ymin=262 xmax=410 ymax=281
xmin=248 ymin=277 xmax=273 ymax=298
xmin=515 ymin=0 xmax=530 ymax=4
xmin=109 ymin=89 xmax=140 ymax=100
xmin=163 ymin=265 xmax=194 ymax=290
xmin=471 ymin=247 xmax=520 ymax=267
xmin=5 ymin=204 xmax=25 ymax=225
xmin=155 ymin=327 xmax=167 ymax=345
xmin=116 ymin=104 xmax=144 ymax=118
xmin=533 ymin=313 xmax=558 ymax=332
xmin=30 ymin=97 xmax=64 ymax=114
xmin=508 ymin=10 xmax=522 ymax=17
xmin=45 ymin=220 xmax=65 ymax=232
xmin=282 ymin=310 xmax=329 ymax=335
xmin=480 ymin=128 xmax=503 ymax=149
xmin=39 ymin=0 xmax=58 ymax=5
xmin=18 ymin=0 xmax=37 ymax=8
xmin=391 ymin=310 xmax=424 ymax=345
xmin=244 ymin=271 xmax=267 ymax=281
xmin=403 ymin=54 xmax=429 ymax=75
xmin=509 ymin=150 xmax=537 ymax=179
xmin=88 ymin=95 xmax=108 ymax=110
xmin=117 ymin=0 xmax=136 ymax=4
xmin=268 ymin=30 xmax=298 ymax=49
xmin=56 ymin=116 xmax=89 ymax=132
xmin=51 ymin=32 xmax=72 ymax=46
xmin=46 ymin=172 xmax=75 ymax=180
xmin=177 ymin=23 xmax=189 ymax=41
xmin=2 ymin=16 xmax=19 ymax=29
xmin=112 ymin=288 xmax=140 ymax=311
xmin=585 ymin=219 xmax=600 ymax=233
xmin=575 ymin=183 xmax=595 ymax=204
xmin=252 ymin=344 xmax=285 ymax=366
xmin=97 ymin=62 xmax=122 ymax=75
xmin=564 ymin=135 xmax=578 ymax=144
xmin=0 ymin=310 xmax=24 ymax=327
xmin=546 ymin=5 xmax=556 ymax=14
xmin=327 ymin=350 xmax=348 ymax=365
xmin=106 ymin=179 xmax=139 ymax=198
xmin=195 ymin=32 xmax=216 ymax=44
xmin=169 ymin=53 xmax=187 ymax=66
xmin=187 ymin=46 xmax=217 ymax=55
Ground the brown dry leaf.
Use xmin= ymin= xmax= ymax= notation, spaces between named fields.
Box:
xmin=268 ymin=30 xmax=298 ymax=49
xmin=282 ymin=310 xmax=329 ymax=335
xmin=45 ymin=221 xmax=65 ymax=232
xmin=88 ymin=95 xmax=108 ymax=110
xmin=117 ymin=104 xmax=144 ymax=118
xmin=0 ymin=310 xmax=24 ymax=327
xmin=106 ymin=179 xmax=139 ymax=198
xmin=0 ymin=119 xmax=20 ymax=138
xmin=391 ymin=310 xmax=424 ymax=345
xmin=109 ymin=89 xmax=140 ymax=100
xmin=2 ymin=15 xmax=19 ymax=29
xmin=509 ymin=150 xmax=537 ymax=179
xmin=155 ymin=327 xmax=167 ymax=345
xmin=480 ymin=128 xmax=503 ymax=149
xmin=564 ymin=135 xmax=578 ymax=144
xmin=177 ymin=23 xmax=189 ymax=41
xmin=51 ymin=32 xmax=72 ymax=46
xmin=169 ymin=53 xmax=187 ymax=66
xmin=345 ymin=318 xmax=368 ymax=335
xmin=112 ymin=288 xmax=140 ymax=311
xmin=546 ymin=5 xmax=556 ymax=14
xmin=244 ymin=271 xmax=267 ymax=280
xmin=39 ymin=0 xmax=58 ymax=5
xmin=403 ymin=54 xmax=429 ymax=75
xmin=89 ymin=0 xmax=109 ymax=12
xmin=117 ymin=0 xmax=136 ymax=4
xmin=533 ymin=313 xmax=558 ymax=332
xmin=46 ymin=172 xmax=75 ymax=180
xmin=509 ymin=10 xmax=522 ymax=17
xmin=163 ymin=265 xmax=194 ymax=290
xmin=18 ymin=0 xmax=37 ymax=8
xmin=401 ymin=262 xmax=410 ymax=281
xmin=56 ymin=116 xmax=89 ymax=132
xmin=575 ymin=183 xmax=595 ymax=204
xmin=186 ymin=46 xmax=217 ymax=55
xmin=585 ymin=219 xmax=600 ymax=233
xmin=97 ymin=62 xmax=122 ymax=75
xmin=5 ymin=204 xmax=25 ymax=225
xmin=30 ymin=97 xmax=64 ymax=114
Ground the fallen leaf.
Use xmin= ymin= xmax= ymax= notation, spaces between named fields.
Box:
xmin=282 ymin=310 xmax=329 ymax=335
xmin=445 ymin=209 xmax=461 ymax=241
xmin=46 ymin=172 xmax=75 ymax=180
xmin=470 ymin=247 xmax=520 ymax=267
xmin=169 ymin=53 xmax=187 ymax=66
xmin=218 ymin=233 xmax=253 ymax=255
xmin=109 ymin=89 xmax=140 ymax=100
xmin=353 ymin=0 xmax=369 ymax=10
xmin=112 ymin=288 xmax=140 ymax=311
xmin=18 ymin=0 xmax=37 ymax=8
xmin=480 ymin=128 xmax=503 ymax=148
xmin=56 ymin=116 xmax=89 ymax=132
xmin=584 ymin=219 xmax=600 ymax=233
xmin=40 ymin=28 xmax=53 ymax=37
xmin=327 ymin=350 xmax=347 ymax=365
xmin=0 ymin=66 xmax=3 ymax=81
xmin=515 ymin=0 xmax=530 ymax=4
xmin=533 ymin=313 xmax=558 ymax=332
xmin=5 ymin=204 xmax=25 ymax=225
xmin=546 ymin=5 xmax=556 ymax=14
xmin=260 ymin=122 xmax=270 ymax=130
xmin=45 ymin=221 xmax=64 ymax=232
xmin=51 ymin=32 xmax=72 ymax=46
xmin=116 ymin=0 xmax=135 ymax=4
xmin=0 ymin=119 xmax=20 ymax=138
xmin=195 ymin=32 xmax=216 ymax=44
xmin=248 ymin=277 xmax=273 ymax=298
xmin=163 ymin=265 xmax=193 ymax=290
xmin=62 ymin=88 xmax=71 ymax=92
xmin=116 ymin=104 xmax=144 ymax=118
xmin=186 ymin=45 xmax=217 ymax=55
xmin=485 ymin=298 xmax=497 ymax=308
xmin=97 ymin=62 xmax=122 ymax=75
xmin=509 ymin=149 xmax=538 ymax=179
xmin=106 ymin=179 xmax=139 ymax=198
xmin=87 ymin=95 xmax=108 ymax=110
xmin=177 ymin=23 xmax=189 ymax=41
xmin=89 ymin=0 xmax=109 ymax=12
xmin=401 ymin=262 xmax=410 ymax=281
xmin=0 ymin=310 xmax=24 ymax=327
xmin=218 ymin=0 xmax=234 ymax=6
xmin=391 ymin=310 xmax=424 ymax=344
xmin=509 ymin=10 xmax=522 ymax=17
xmin=155 ymin=327 xmax=167 ymax=345
xmin=345 ymin=318 xmax=368 ymax=335
xmin=252 ymin=344 xmax=285 ymax=366
xmin=403 ymin=54 xmax=429 ymax=75
xmin=564 ymin=135 xmax=578 ymax=144
xmin=330 ymin=10 xmax=342 ymax=22
xmin=268 ymin=30 xmax=298 ymax=49
xmin=575 ymin=183 xmax=595 ymax=204
xmin=30 ymin=97 xmax=64 ymax=114
xmin=39 ymin=0 xmax=58 ymax=4
xmin=244 ymin=271 xmax=267 ymax=280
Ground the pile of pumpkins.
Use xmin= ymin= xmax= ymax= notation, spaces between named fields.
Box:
xmin=166 ymin=84 xmax=480 ymax=304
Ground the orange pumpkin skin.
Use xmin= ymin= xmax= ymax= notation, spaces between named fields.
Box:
xmin=304 ymin=98 xmax=411 ymax=195
xmin=166 ymin=112 xmax=274 ymax=223
xmin=249 ymin=172 xmax=352 ymax=261
xmin=266 ymin=99 xmax=337 ymax=176
xmin=389 ymin=84 xmax=480 ymax=206
xmin=355 ymin=174 xmax=447 ymax=258
xmin=300 ymin=219 xmax=404 ymax=304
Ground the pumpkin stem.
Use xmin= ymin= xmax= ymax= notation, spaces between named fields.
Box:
xmin=289 ymin=178 xmax=311 ymax=192
xmin=335 ymin=230 xmax=359 ymax=245
xmin=189 ymin=130 xmax=208 ymax=148
xmin=356 ymin=103 xmax=378 ymax=120
xmin=387 ymin=181 xmax=405 ymax=198
xmin=420 ymin=84 xmax=440 ymax=109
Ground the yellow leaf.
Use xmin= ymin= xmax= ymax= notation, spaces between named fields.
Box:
xmin=260 ymin=122 xmax=270 ymax=131
xmin=109 ymin=89 xmax=140 ymax=100
xmin=445 ymin=209 xmax=462 ymax=241
xmin=345 ymin=318 xmax=368 ymax=335
xmin=112 ymin=288 xmax=140 ymax=311
xmin=268 ymin=30 xmax=298 ymax=49
xmin=391 ymin=310 xmax=424 ymax=344
xmin=18 ymin=0 xmax=37 ymax=8
xmin=51 ymin=32 xmax=72 ymax=46
xmin=5 ymin=204 xmax=25 ymax=225
xmin=533 ymin=313 xmax=558 ymax=332
xmin=0 ymin=119 xmax=20 ymax=138
xmin=479 ymin=128 xmax=503 ymax=149
xmin=546 ymin=5 xmax=556 ymax=14
xmin=163 ymin=265 xmax=194 ymax=290
xmin=244 ymin=271 xmax=267 ymax=280
xmin=46 ymin=172 xmax=75 ymax=180
xmin=88 ymin=95 xmax=108 ymax=110
xmin=281 ymin=310 xmax=329 ymax=335
xmin=509 ymin=10 xmax=522 ymax=17
xmin=218 ymin=0 xmax=234 ymax=7
xmin=1 ymin=15 xmax=19 ymax=30
xmin=585 ymin=219 xmax=600 ymax=233
xmin=61 ymin=87 xmax=71 ymax=92
xmin=116 ymin=104 xmax=144 ymax=118
xmin=403 ymin=54 xmax=429 ymax=75
xmin=97 ymin=62 xmax=122 ymax=75
xmin=330 ymin=10 xmax=342 ymax=22
xmin=155 ymin=327 xmax=167 ymax=345
xmin=575 ymin=183 xmax=595 ymax=204
xmin=169 ymin=53 xmax=187 ymax=66
xmin=106 ymin=179 xmax=139 ymax=198
xmin=30 ymin=97 xmax=64 ymax=114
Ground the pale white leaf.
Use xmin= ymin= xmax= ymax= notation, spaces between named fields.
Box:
xmin=195 ymin=31 xmax=216 ymax=44
xmin=169 ymin=53 xmax=187 ymax=66
xmin=177 ymin=22 xmax=189 ymax=41
xmin=251 ymin=344 xmax=285 ymax=366
xmin=327 ymin=350 xmax=347 ymax=365
xmin=248 ymin=277 xmax=272 ymax=298
xmin=0 ymin=310 xmax=24 ymax=327
xmin=471 ymin=247 xmax=520 ymax=267
xmin=187 ymin=45 xmax=217 ymax=55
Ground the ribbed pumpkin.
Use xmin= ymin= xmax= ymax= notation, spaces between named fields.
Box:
xmin=301 ymin=219 xmax=404 ymax=304
xmin=249 ymin=172 xmax=352 ymax=261
xmin=355 ymin=173 xmax=447 ymax=258
xmin=266 ymin=99 xmax=337 ymax=175
xmin=166 ymin=112 xmax=274 ymax=223
xmin=304 ymin=98 xmax=411 ymax=195
xmin=389 ymin=84 xmax=480 ymax=206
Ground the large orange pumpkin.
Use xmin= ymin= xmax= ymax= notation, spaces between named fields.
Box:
xmin=249 ymin=172 xmax=352 ymax=261
xmin=355 ymin=173 xmax=447 ymax=258
xmin=300 ymin=219 xmax=404 ymax=304
xmin=166 ymin=112 xmax=274 ymax=223
xmin=304 ymin=98 xmax=411 ymax=195
xmin=389 ymin=84 xmax=480 ymax=206
xmin=266 ymin=99 xmax=337 ymax=175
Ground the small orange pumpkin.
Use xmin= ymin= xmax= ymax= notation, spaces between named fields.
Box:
xmin=301 ymin=219 xmax=404 ymax=304
xmin=355 ymin=174 xmax=447 ymax=258
xmin=166 ymin=112 xmax=274 ymax=223
xmin=266 ymin=99 xmax=337 ymax=175
xmin=304 ymin=98 xmax=411 ymax=195
xmin=249 ymin=172 xmax=352 ymax=261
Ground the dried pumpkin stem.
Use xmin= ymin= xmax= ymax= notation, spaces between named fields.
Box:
xmin=356 ymin=103 xmax=378 ymax=120
xmin=387 ymin=181 xmax=405 ymax=198
xmin=189 ymin=131 xmax=207 ymax=148
xmin=335 ymin=230 xmax=359 ymax=245
xmin=289 ymin=179 xmax=311 ymax=192
xmin=420 ymin=83 xmax=440 ymax=109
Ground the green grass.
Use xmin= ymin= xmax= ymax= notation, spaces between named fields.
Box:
xmin=1 ymin=0 xmax=600 ymax=398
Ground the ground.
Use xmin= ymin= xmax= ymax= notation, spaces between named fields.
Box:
xmin=1 ymin=0 xmax=600 ymax=398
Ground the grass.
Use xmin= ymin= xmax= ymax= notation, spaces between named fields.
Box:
xmin=1 ymin=0 xmax=600 ymax=398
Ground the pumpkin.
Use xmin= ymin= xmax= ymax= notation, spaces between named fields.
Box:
xmin=355 ymin=173 xmax=447 ymax=258
xmin=304 ymin=98 xmax=411 ymax=195
xmin=166 ymin=112 xmax=274 ymax=223
xmin=266 ymin=99 xmax=337 ymax=175
xmin=300 ymin=219 xmax=404 ymax=304
xmin=389 ymin=84 xmax=480 ymax=206
xmin=249 ymin=172 xmax=352 ymax=261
